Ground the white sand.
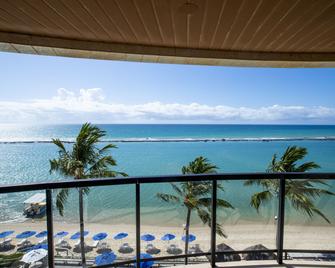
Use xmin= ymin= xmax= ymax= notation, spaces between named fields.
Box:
xmin=1 ymin=219 xmax=334 ymax=260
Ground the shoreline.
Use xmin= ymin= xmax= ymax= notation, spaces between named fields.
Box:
xmin=1 ymin=137 xmax=335 ymax=144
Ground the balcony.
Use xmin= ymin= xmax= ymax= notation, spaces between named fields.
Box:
xmin=0 ymin=172 xmax=334 ymax=267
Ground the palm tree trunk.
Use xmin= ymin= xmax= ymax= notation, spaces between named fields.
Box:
xmin=184 ymin=208 xmax=191 ymax=265
xmin=79 ymin=187 xmax=86 ymax=267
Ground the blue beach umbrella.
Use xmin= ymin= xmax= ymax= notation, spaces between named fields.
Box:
xmin=161 ymin=234 xmax=175 ymax=241
xmin=35 ymin=231 xmax=48 ymax=238
xmin=182 ymin=234 xmax=196 ymax=243
xmin=141 ymin=234 xmax=155 ymax=242
xmin=16 ymin=231 xmax=36 ymax=239
xmin=134 ymin=253 xmax=154 ymax=268
xmin=0 ymin=231 xmax=14 ymax=239
xmin=93 ymin=232 xmax=108 ymax=241
xmin=54 ymin=231 xmax=68 ymax=238
xmin=95 ymin=252 xmax=117 ymax=266
xmin=114 ymin=232 xmax=128 ymax=240
xmin=70 ymin=231 xmax=89 ymax=240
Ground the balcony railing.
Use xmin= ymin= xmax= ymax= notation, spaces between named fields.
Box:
xmin=0 ymin=172 xmax=334 ymax=268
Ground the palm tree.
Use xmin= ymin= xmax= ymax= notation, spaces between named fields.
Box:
xmin=245 ymin=146 xmax=334 ymax=223
xmin=50 ymin=123 xmax=127 ymax=267
xmin=157 ymin=157 xmax=233 ymax=262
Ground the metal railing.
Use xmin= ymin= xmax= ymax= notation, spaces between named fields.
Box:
xmin=0 ymin=172 xmax=334 ymax=268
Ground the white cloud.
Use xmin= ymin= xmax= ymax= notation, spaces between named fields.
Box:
xmin=0 ymin=88 xmax=334 ymax=124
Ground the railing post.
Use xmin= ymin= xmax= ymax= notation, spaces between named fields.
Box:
xmin=78 ymin=187 xmax=86 ymax=267
xmin=211 ymin=179 xmax=217 ymax=267
xmin=46 ymin=189 xmax=54 ymax=268
xmin=276 ymin=176 xmax=286 ymax=264
xmin=136 ymin=182 xmax=141 ymax=268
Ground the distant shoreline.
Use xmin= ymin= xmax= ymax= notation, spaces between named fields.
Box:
xmin=1 ymin=137 xmax=335 ymax=144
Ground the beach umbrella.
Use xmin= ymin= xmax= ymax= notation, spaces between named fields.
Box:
xmin=134 ymin=253 xmax=154 ymax=268
xmin=95 ymin=252 xmax=117 ymax=266
xmin=16 ymin=231 xmax=36 ymax=239
xmin=182 ymin=234 xmax=196 ymax=242
xmin=141 ymin=234 xmax=155 ymax=242
xmin=0 ymin=231 xmax=14 ymax=239
xmin=54 ymin=231 xmax=68 ymax=238
xmin=28 ymin=244 xmax=48 ymax=251
xmin=70 ymin=231 xmax=89 ymax=240
xmin=161 ymin=234 xmax=175 ymax=241
xmin=114 ymin=232 xmax=128 ymax=240
xmin=35 ymin=231 xmax=47 ymax=238
xmin=208 ymin=243 xmax=241 ymax=262
xmin=21 ymin=249 xmax=47 ymax=264
xmin=242 ymin=244 xmax=276 ymax=260
xmin=93 ymin=232 xmax=108 ymax=241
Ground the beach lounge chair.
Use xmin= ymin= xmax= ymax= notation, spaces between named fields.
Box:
xmin=118 ymin=243 xmax=134 ymax=254
xmin=17 ymin=239 xmax=29 ymax=247
xmin=167 ymin=244 xmax=182 ymax=255
xmin=188 ymin=243 xmax=202 ymax=254
xmin=56 ymin=238 xmax=71 ymax=249
xmin=17 ymin=239 xmax=33 ymax=251
xmin=89 ymin=240 xmax=100 ymax=248
xmin=74 ymin=239 xmax=80 ymax=247
xmin=0 ymin=238 xmax=14 ymax=251
xmin=55 ymin=247 xmax=74 ymax=257
xmin=146 ymin=243 xmax=160 ymax=255
xmin=97 ymin=241 xmax=111 ymax=254
xmin=37 ymin=238 xmax=47 ymax=244
xmin=73 ymin=241 xmax=92 ymax=253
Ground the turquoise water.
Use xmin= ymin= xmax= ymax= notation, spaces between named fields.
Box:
xmin=1 ymin=124 xmax=335 ymax=141
xmin=0 ymin=124 xmax=334 ymax=226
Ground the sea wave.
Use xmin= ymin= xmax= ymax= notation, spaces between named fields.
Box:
xmin=1 ymin=136 xmax=335 ymax=143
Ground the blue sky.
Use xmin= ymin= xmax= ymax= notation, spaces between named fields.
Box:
xmin=1 ymin=52 xmax=335 ymax=124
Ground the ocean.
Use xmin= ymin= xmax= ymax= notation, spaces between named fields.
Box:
xmin=0 ymin=124 xmax=334 ymax=227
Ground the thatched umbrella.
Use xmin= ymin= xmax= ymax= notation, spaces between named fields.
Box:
xmin=242 ymin=244 xmax=276 ymax=260
xmin=207 ymin=243 xmax=241 ymax=262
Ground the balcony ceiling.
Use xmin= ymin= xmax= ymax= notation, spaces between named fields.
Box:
xmin=0 ymin=0 xmax=335 ymax=67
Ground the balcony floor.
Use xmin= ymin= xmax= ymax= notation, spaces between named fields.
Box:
xmin=171 ymin=260 xmax=335 ymax=268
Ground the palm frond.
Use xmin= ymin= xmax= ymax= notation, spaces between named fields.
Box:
xmin=170 ymin=183 xmax=184 ymax=197
xmin=197 ymin=197 xmax=234 ymax=209
xmin=55 ymin=188 xmax=69 ymax=216
xmin=99 ymin=144 xmax=118 ymax=154
xmin=51 ymin=138 xmax=67 ymax=153
xmin=250 ymin=190 xmax=273 ymax=212
xmin=182 ymin=156 xmax=218 ymax=174
xmin=156 ymin=193 xmax=180 ymax=203
xmin=196 ymin=208 xmax=227 ymax=238
xmin=310 ymin=206 xmax=331 ymax=224
xmin=295 ymin=162 xmax=320 ymax=172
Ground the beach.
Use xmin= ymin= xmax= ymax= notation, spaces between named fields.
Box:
xmin=0 ymin=124 xmax=334 ymax=263
xmin=1 ymin=220 xmax=334 ymax=259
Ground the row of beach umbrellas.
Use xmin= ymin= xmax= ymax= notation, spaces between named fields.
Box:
xmin=0 ymin=230 xmax=196 ymax=242
xmin=0 ymin=230 xmax=196 ymax=267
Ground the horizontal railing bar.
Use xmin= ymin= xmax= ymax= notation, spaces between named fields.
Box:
xmin=0 ymin=172 xmax=334 ymax=194
xmin=88 ymin=252 xmax=212 ymax=268
xmin=284 ymin=249 xmax=335 ymax=254
xmin=54 ymin=249 xmax=335 ymax=268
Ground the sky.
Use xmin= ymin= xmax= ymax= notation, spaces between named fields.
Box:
xmin=1 ymin=51 xmax=335 ymax=124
